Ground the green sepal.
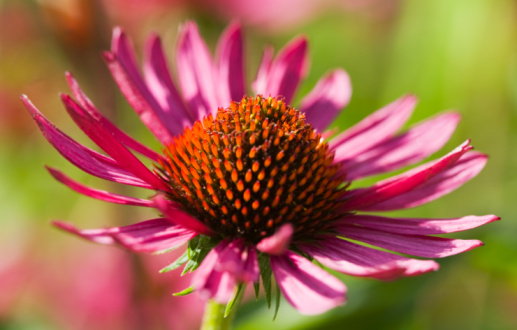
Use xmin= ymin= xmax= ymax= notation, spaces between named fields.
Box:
xmin=159 ymin=250 xmax=189 ymax=273
xmin=273 ymin=282 xmax=281 ymax=320
xmin=173 ymin=286 xmax=194 ymax=296
xmin=224 ymin=283 xmax=245 ymax=317
xmin=182 ymin=236 xmax=216 ymax=275
xmin=258 ymin=253 xmax=273 ymax=308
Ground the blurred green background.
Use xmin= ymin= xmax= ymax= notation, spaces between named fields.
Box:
xmin=1 ymin=0 xmax=515 ymax=329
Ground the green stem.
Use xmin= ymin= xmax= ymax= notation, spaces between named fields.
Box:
xmin=200 ymin=300 xmax=235 ymax=330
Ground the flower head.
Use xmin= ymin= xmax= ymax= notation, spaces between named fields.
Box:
xmin=23 ymin=21 xmax=498 ymax=315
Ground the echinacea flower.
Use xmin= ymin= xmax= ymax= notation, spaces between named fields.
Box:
xmin=23 ymin=21 xmax=497 ymax=316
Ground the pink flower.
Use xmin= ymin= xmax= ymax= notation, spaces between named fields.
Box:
xmin=23 ymin=21 xmax=497 ymax=315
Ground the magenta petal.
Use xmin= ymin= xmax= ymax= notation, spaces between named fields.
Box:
xmin=300 ymin=237 xmax=439 ymax=280
xmin=176 ymin=21 xmax=218 ymax=119
xmin=259 ymin=37 xmax=308 ymax=104
xmin=337 ymin=225 xmax=483 ymax=258
xmin=65 ymin=72 xmax=163 ymax=162
xmin=216 ymin=239 xmax=259 ymax=282
xmin=61 ymin=94 xmax=171 ymax=192
xmin=271 ymin=251 xmax=346 ymax=315
xmin=345 ymin=112 xmax=461 ymax=180
xmin=300 ymin=69 xmax=351 ymax=132
xmin=105 ymin=28 xmax=175 ymax=143
xmin=216 ymin=22 xmax=246 ymax=104
xmin=53 ymin=218 xmax=196 ymax=253
xmin=331 ymin=95 xmax=416 ymax=163
xmin=343 ymin=141 xmax=472 ymax=211
xmin=143 ymin=34 xmax=195 ymax=129
xmin=153 ymin=195 xmax=214 ymax=235
xmin=21 ymin=95 xmax=152 ymax=188
xmin=46 ymin=167 xmax=153 ymax=207
xmin=256 ymin=224 xmax=294 ymax=255
xmin=336 ymin=214 xmax=499 ymax=235
xmin=252 ymin=46 xmax=274 ymax=95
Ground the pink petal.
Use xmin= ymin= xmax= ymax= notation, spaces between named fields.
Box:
xmin=65 ymin=72 xmax=163 ymax=162
xmin=345 ymin=112 xmax=460 ymax=180
xmin=252 ymin=46 xmax=274 ymax=94
xmin=300 ymin=69 xmax=351 ymax=132
xmin=216 ymin=22 xmax=246 ymax=104
xmin=362 ymin=151 xmax=487 ymax=211
xmin=256 ymin=37 xmax=308 ymax=104
xmin=336 ymin=214 xmax=499 ymax=235
xmin=21 ymin=95 xmax=152 ymax=188
xmin=104 ymin=28 xmax=175 ymax=143
xmin=216 ymin=239 xmax=259 ymax=282
xmin=53 ymin=218 xmax=196 ymax=253
xmin=300 ymin=236 xmax=439 ymax=280
xmin=61 ymin=94 xmax=171 ymax=192
xmin=343 ymin=141 xmax=472 ymax=211
xmin=46 ymin=167 xmax=154 ymax=207
xmin=143 ymin=34 xmax=195 ymax=129
xmin=331 ymin=95 xmax=416 ymax=163
xmin=153 ymin=195 xmax=214 ymax=236
xmin=336 ymin=225 xmax=483 ymax=258
xmin=271 ymin=251 xmax=346 ymax=315
xmin=192 ymin=240 xmax=236 ymax=303
xmin=256 ymin=224 xmax=294 ymax=255
xmin=175 ymin=21 xmax=218 ymax=119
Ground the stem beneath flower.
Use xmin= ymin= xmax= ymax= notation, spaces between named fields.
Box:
xmin=200 ymin=299 xmax=235 ymax=330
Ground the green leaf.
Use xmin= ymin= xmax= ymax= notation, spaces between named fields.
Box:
xmin=159 ymin=250 xmax=189 ymax=273
xmin=253 ymin=281 xmax=260 ymax=300
xmin=224 ymin=283 xmax=245 ymax=317
xmin=258 ymin=253 xmax=273 ymax=308
xmin=273 ymin=283 xmax=281 ymax=320
xmin=173 ymin=286 xmax=194 ymax=296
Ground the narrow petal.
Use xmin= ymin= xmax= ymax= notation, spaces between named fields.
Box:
xmin=257 ymin=37 xmax=308 ymax=104
xmin=336 ymin=225 xmax=483 ymax=258
xmin=176 ymin=21 xmax=218 ymax=119
xmin=251 ymin=46 xmax=274 ymax=95
xmin=256 ymin=224 xmax=293 ymax=255
xmin=331 ymin=95 xmax=416 ymax=163
xmin=271 ymin=251 xmax=346 ymax=315
xmin=21 ymin=95 xmax=152 ymax=188
xmin=362 ymin=151 xmax=487 ymax=211
xmin=153 ymin=195 xmax=214 ymax=236
xmin=53 ymin=218 xmax=196 ymax=253
xmin=300 ymin=236 xmax=439 ymax=280
xmin=345 ymin=112 xmax=460 ymax=180
xmin=300 ymin=69 xmax=352 ymax=132
xmin=65 ymin=72 xmax=163 ymax=162
xmin=105 ymin=28 xmax=176 ymax=143
xmin=61 ymin=94 xmax=171 ymax=192
xmin=336 ymin=214 xmax=499 ymax=235
xmin=47 ymin=167 xmax=154 ymax=207
xmin=216 ymin=239 xmax=259 ymax=282
xmin=216 ymin=22 xmax=246 ymax=104
xmin=143 ymin=34 xmax=195 ymax=128
xmin=343 ymin=141 xmax=472 ymax=211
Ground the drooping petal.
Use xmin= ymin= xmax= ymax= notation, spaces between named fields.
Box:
xmin=153 ymin=195 xmax=214 ymax=236
xmin=344 ymin=112 xmax=460 ymax=180
xmin=143 ymin=34 xmax=195 ymax=129
xmin=335 ymin=214 xmax=499 ymax=235
xmin=300 ymin=236 xmax=439 ymax=280
xmin=256 ymin=224 xmax=293 ymax=255
xmin=60 ymin=94 xmax=171 ymax=192
xmin=216 ymin=239 xmax=259 ymax=282
xmin=331 ymin=95 xmax=416 ymax=163
xmin=47 ymin=167 xmax=154 ymax=207
xmin=53 ymin=218 xmax=196 ymax=253
xmin=255 ymin=37 xmax=308 ymax=104
xmin=270 ymin=251 xmax=346 ymax=315
xmin=216 ymin=22 xmax=246 ymax=105
xmin=336 ymin=225 xmax=483 ymax=258
xmin=300 ymin=69 xmax=351 ymax=132
xmin=104 ymin=28 xmax=176 ymax=143
xmin=175 ymin=21 xmax=218 ymax=119
xmin=21 ymin=95 xmax=152 ymax=188
xmin=65 ymin=72 xmax=163 ymax=162
xmin=342 ymin=141 xmax=472 ymax=211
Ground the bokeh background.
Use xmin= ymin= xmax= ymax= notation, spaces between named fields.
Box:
xmin=1 ymin=0 xmax=516 ymax=329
